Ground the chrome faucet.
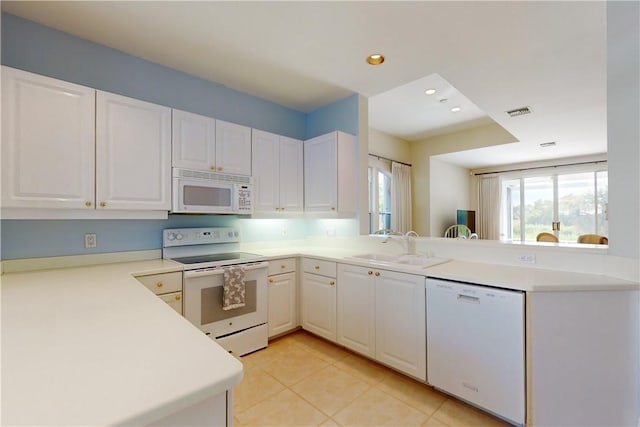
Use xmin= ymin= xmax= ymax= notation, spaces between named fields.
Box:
xmin=374 ymin=228 xmax=402 ymax=243
xmin=403 ymin=230 xmax=419 ymax=255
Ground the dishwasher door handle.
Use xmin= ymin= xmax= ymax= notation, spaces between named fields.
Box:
xmin=457 ymin=294 xmax=480 ymax=304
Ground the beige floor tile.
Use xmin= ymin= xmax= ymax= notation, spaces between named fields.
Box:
xmin=235 ymin=388 xmax=328 ymax=426
xmin=291 ymin=365 xmax=370 ymax=416
xmin=319 ymin=418 xmax=342 ymax=427
xmin=377 ymin=371 xmax=448 ymax=416
xmin=333 ymin=353 xmax=393 ymax=385
xmin=233 ymin=364 xmax=286 ymax=413
xmin=333 ymin=387 xmax=428 ymax=426
xmin=262 ymin=350 xmax=330 ymax=386
xmin=431 ymin=398 xmax=511 ymax=426
xmin=297 ymin=335 xmax=351 ymax=364
xmin=422 ymin=415 xmax=449 ymax=426
xmin=242 ymin=339 xmax=309 ymax=367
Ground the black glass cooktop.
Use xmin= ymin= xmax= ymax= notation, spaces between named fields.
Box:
xmin=172 ymin=252 xmax=262 ymax=265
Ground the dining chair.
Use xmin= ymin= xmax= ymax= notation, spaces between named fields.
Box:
xmin=443 ymin=224 xmax=472 ymax=239
xmin=577 ymin=234 xmax=608 ymax=244
xmin=536 ymin=232 xmax=559 ymax=243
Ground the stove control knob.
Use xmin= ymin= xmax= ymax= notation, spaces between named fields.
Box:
xmin=175 ymin=233 xmax=183 ymax=240
xmin=167 ymin=232 xmax=176 ymax=241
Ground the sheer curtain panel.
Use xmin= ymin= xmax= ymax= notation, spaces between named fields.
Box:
xmin=478 ymin=176 xmax=502 ymax=240
xmin=391 ymin=162 xmax=412 ymax=233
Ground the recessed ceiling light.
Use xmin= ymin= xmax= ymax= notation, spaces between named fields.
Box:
xmin=425 ymin=88 xmax=437 ymax=95
xmin=366 ymin=53 xmax=385 ymax=65
xmin=450 ymin=106 xmax=462 ymax=113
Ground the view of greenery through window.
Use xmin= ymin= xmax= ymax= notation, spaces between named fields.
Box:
xmin=368 ymin=166 xmax=392 ymax=233
xmin=502 ymin=170 xmax=608 ymax=243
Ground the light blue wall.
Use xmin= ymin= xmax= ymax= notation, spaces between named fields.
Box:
xmin=0 ymin=13 xmax=361 ymax=260
xmin=306 ymin=94 xmax=359 ymax=139
xmin=1 ymin=13 xmax=306 ymax=138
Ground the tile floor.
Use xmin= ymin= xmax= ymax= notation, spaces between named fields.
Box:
xmin=234 ymin=330 xmax=511 ymax=426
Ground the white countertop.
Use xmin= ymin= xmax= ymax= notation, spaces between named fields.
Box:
xmin=422 ymin=260 xmax=639 ymax=292
xmin=254 ymin=246 xmax=639 ymax=292
xmin=1 ymin=259 xmax=243 ymax=426
xmin=2 ymin=244 xmax=637 ymax=425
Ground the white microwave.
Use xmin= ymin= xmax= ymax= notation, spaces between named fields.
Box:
xmin=172 ymin=168 xmax=253 ymax=214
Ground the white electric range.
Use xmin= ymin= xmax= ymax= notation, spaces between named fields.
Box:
xmin=163 ymin=227 xmax=268 ymax=355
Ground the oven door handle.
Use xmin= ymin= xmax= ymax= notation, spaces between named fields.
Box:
xmin=183 ymin=261 xmax=269 ymax=279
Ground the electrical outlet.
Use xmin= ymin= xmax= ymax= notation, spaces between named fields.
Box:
xmin=517 ymin=253 xmax=536 ymax=264
xmin=84 ymin=233 xmax=97 ymax=249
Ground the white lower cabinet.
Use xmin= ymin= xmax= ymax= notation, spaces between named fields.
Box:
xmin=321 ymin=263 xmax=426 ymax=381
xmin=336 ymin=264 xmax=376 ymax=358
xmin=267 ymin=258 xmax=298 ymax=338
xmin=134 ymin=271 xmax=183 ymax=315
xmin=375 ymin=270 xmax=426 ymax=381
xmin=301 ymin=258 xmax=337 ymax=342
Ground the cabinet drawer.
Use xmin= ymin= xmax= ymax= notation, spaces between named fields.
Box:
xmin=159 ymin=291 xmax=183 ymax=315
xmin=302 ymin=258 xmax=336 ymax=277
xmin=136 ymin=271 xmax=182 ymax=295
xmin=268 ymin=258 xmax=296 ymax=276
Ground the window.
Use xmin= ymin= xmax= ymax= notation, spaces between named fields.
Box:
xmin=368 ymin=159 xmax=392 ymax=233
xmin=501 ymin=166 xmax=608 ymax=243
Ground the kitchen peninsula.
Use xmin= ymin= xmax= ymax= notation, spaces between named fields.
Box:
xmin=1 ymin=259 xmax=242 ymax=426
xmin=2 ymin=235 xmax=638 ymax=426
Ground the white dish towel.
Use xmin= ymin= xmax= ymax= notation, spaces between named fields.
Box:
xmin=223 ymin=266 xmax=246 ymax=310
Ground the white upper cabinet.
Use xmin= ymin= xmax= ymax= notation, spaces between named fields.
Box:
xmin=96 ymin=91 xmax=171 ymax=210
xmin=304 ymin=131 xmax=357 ymax=215
xmin=215 ymin=120 xmax=252 ymax=176
xmin=252 ymin=129 xmax=303 ymax=214
xmin=279 ymin=136 xmax=304 ymax=212
xmin=172 ymin=109 xmax=216 ymax=171
xmin=1 ymin=66 xmax=95 ymax=209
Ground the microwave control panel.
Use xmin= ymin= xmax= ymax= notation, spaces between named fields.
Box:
xmin=237 ymin=185 xmax=252 ymax=212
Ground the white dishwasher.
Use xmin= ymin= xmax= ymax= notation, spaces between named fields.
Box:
xmin=426 ymin=278 xmax=525 ymax=425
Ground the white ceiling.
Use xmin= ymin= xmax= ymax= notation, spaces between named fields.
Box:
xmin=2 ymin=1 xmax=608 ymax=169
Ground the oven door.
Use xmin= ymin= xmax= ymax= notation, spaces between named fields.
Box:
xmin=172 ymin=177 xmax=235 ymax=213
xmin=183 ymin=262 xmax=268 ymax=338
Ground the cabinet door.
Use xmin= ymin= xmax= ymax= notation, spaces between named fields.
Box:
xmin=279 ymin=136 xmax=304 ymax=213
xmin=172 ymin=109 xmax=216 ymax=171
xmin=1 ymin=66 xmax=95 ymax=209
xmin=268 ymin=272 xmax=297 ymax=338
xmin=96 ymin=91 xmax=171 ymax=210
xmin=304 ymin=133 xmax=337 ymax=212
xmin=336 ymin=131 xmax=358 ymax=215
xmin=337 ymin=264 xmax=376 ymax=357
xmin=251 ymin=129 xmax=280 ymax=212
xmin=375 ymin=270 xmax=426 ymax=381
xmin=301 ymin=272 xmax=336 ymax=342
xmin=215 ymin=120 xmax=251 ymax=176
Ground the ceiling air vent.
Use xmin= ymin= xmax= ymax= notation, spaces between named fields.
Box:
xmin=506 ymin=106 xmax=532 ymax=117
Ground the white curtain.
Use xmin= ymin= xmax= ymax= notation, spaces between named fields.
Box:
xmin=478 ymin=176 xmax=502 ymax=240
xmin=391 ymin=162 xmax=412 ymax=233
